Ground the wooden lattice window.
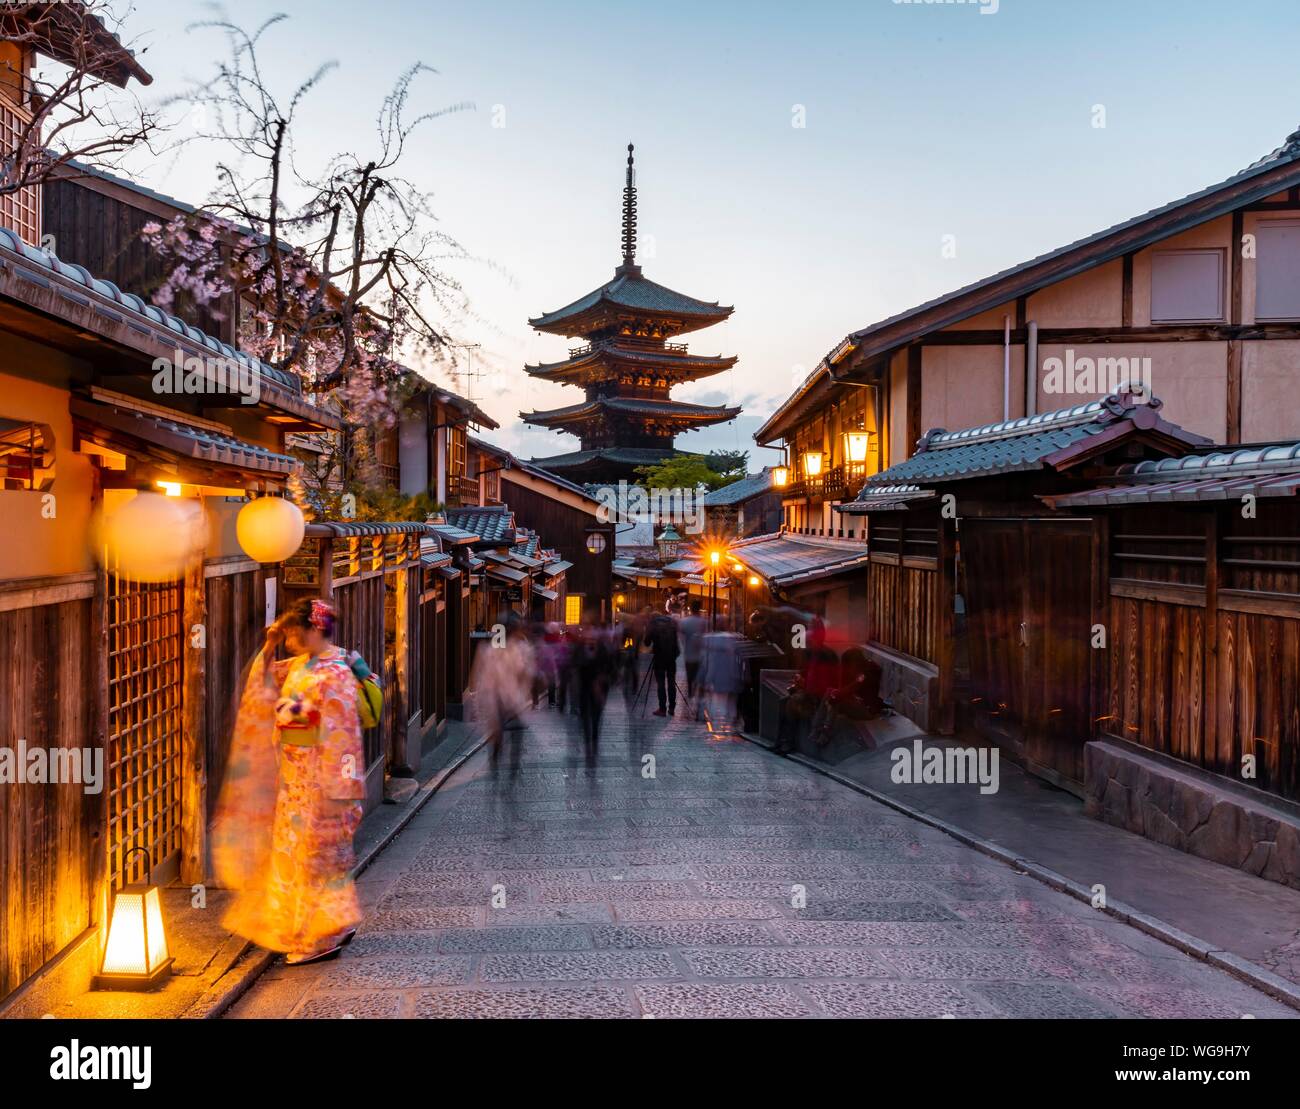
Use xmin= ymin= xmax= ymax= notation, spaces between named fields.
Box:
xmin=106 ymin=575 xmax=184 ymax=889
xmin=0 ymin=94 xmax=41 ymax=245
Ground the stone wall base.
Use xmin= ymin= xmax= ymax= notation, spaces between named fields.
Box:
xmin=864 ymin=642 xmax=939 ymax=734
xmin=1084 ymin=739 xmax=1300 ymax=891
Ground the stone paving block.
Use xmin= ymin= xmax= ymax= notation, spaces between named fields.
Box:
xmin=973 ymin=982 xmax=1122 ymax=1019
xmin=636 ymin=983 xmax=812 ymax=1018
xmin=487 ymin=903 xmax=615 ymax=925
xmin=614 ymin=899 xmax=781 ymax=922
xmin=480 ymin=950 xmax=680 ymax=982
xmin=292 ymin=991 xmax=406 ymax=1019
xmin=878 ymin=948 xmax=1085 ymax=982
xmin=318 ymin=955 xmax=473 ymax=989
xmin=793 ymin=900 xmax=960 ymax=922
xmin=806 ymin=981 xmax=995 ymax=1018
xmin=681 ymin=947 xmax=896 ymax=979
xmin=364 ymin=906 xmax=483 ymax=931
xmin=535 ymin=881 xmax=692 ymax=903
xmin=589 ymin=864 xmax=697 ymax=881
xmin=437 ymin=926 xmax=594 ymax=953
xmin=414 ymin=987 xmax=635 ymax=1019
xmin=591 ymin=921 xmax=781 ymax=949
xmin=1078 ymin=983 xmax=1294 ymax=1019
xmin=343 ymin=930 xmax=444 ymax=958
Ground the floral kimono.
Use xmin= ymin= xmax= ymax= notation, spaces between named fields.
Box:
xmin=213 ymin=646 xmax=366 ymax=960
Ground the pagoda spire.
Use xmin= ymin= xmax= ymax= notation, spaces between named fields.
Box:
xmin=619 ymin=143 xmax=638 ymax=272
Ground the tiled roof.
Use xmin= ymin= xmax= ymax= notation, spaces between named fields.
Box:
xmin=836 ymin=485 xmax=937 ymax=516
xmin=428 ymin=522 xmax=481 ymax=545
xmin=1048 ymin=441 xmax=1300 ymax=507
xmin=525 ymin=343 xmax=736 ymax=379
xmin=0 ymin=227 xmax=338 ymax=430
xmin=71 ymin=397 xmax=298 ymax=476
xmin=543 ymin=559 xmax=573 ymax=576
xmin=703 ymin=470 xmax=775 ymax=507
xmin=727 ymin=533 xmax=871 ymax=587
xmin=445 ymin=506 xmax=516 ymax=544
xmin=530 ymin=266 xmax=732 ymax=334
xmin=522 ymin=397 xmax=740 ymax=427
xmin=855 ymin=392 xmax=1206 ymax=494
xmin=530 ymin=446 xmax=681 ymax=471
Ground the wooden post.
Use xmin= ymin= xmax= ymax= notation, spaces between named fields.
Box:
xmin=936 ymin=515 xmax=956 ymax=735
xmin=1205 ymin=508 xmax=1222 ymax=774
xmin=906 ymin=345 xmax=923 ymax=459
xmin=180 ymin=549 xmax=207 ymax=884
xmin=317 ymin=535 xmax=334 ymax=600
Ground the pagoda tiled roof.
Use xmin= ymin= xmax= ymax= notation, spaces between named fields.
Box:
xmin=529 ymin=446 xmax=681 ymax=472
xmin=522 ymin=396 xmax=741 ymax=429
xmin=524 ymin=342 xmax=737 ymax=381
xmin=529 ymin=264 xmax=732 ymax=336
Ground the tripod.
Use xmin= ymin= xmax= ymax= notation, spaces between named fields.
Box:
xmin=630 ymin=656 xmax=693 ymax=719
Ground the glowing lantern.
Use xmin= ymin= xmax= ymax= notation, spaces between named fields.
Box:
xmin=236 ymin=496 xmax=305 ymax=564
xmin=803 ymin=451 xmax=824 ymax=478
xmin=748 ymin=575 xmax=760 ymax=588
xmin=98 ymin=492 xmax=206 ymax=582
xmin=772 ymin=466 xmax=789 ymax=489
xmin=95 ymin=849 xmax=172 ymax=990
xmin=845 ymin=432 xmax=871 ymax=463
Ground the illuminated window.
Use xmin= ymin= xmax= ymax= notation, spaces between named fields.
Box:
xmin=564 ymin=594 xmax=584 ymax=625
xmin=0 ymin=419 xmax=54 ymax=491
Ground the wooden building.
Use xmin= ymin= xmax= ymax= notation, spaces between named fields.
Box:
xmin=469 ymin=437 xmax=613 ymax=624
xmin=758 ymin=121 xmax=1300 ymax=536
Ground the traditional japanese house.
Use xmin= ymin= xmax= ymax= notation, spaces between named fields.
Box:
xmin=0 ymin=215 xmax=342 ymax=1009
xmin=839 ymin=390 xmax=1208 ymax=781
xmin=703 ymin=468 xmax=783 ymax=540
xmin=1043 ymin=444 xmax=1300 ymax=888
xmin=391 ymin=375 xmax=498 ymax=507
xmin=758 ymin=121 xmax=1300 ymax=551
xmin=522 ymin=146 xmax=740 ymax=485
xmin=469 ymin=436 xmax=613 ymax=624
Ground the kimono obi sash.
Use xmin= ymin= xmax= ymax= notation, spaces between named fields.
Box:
xmin=275 ymin=653 xmax=353 ymax=746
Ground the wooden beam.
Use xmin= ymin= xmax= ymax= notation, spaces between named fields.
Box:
xmin=906 ymin=345 xmax=923 ymax=459
xmin=1226 ymin=339 xmax=1243 ymax=445
xmin=1231 ymin=209 xmax=1244 ymax=326
xmin=1121 ymin=253 xmax=1134 ymax=329
xmin=181 ymin=552 xmax=207 ymax=884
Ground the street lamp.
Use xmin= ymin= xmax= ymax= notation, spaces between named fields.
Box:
xmin=772 ymin=465 xmax=789 ymax=489
xmin=802 ymin=450 xmax=823 ymax=478
xmin=709 ymin=548 xmax=722 ymax=630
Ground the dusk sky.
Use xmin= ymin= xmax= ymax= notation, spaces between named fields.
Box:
xmin=117 ymin=0 xmax=1300 ymax=464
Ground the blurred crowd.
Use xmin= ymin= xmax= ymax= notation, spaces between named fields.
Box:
xmin=467 ymin=593 xmax=888 ymax=777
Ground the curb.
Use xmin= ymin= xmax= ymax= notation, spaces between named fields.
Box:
xmin=740 ymin=731 xmax=1300 ymax=1014
xmin=190 ymin=732 xmax=488 ymax=1019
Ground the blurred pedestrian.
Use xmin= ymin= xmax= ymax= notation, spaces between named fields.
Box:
xmin=699 ymin=630 xmax=744 ymax=734
xmin=644 ymin=607 xmax=681 ymax=716
xmin=470 ymin=613 xmax=537 ymax=777
xmin=775 ymin=616 xmax=839 ymax=755
xmin=679 ymin=599 xmax=707 ymax=699
xmin=574 ymin=617 xmax=617 ymax=766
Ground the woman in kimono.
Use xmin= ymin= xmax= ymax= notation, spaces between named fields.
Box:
xmin=212 ymin=598 xmax=367 ymax=965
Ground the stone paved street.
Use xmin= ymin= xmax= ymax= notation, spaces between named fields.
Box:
xmin=229 ymin=694 xmax=1297 ymax=1019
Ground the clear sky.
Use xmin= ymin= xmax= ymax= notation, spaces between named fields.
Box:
xmin=116 ymin=0 xmax=1300 ymax=464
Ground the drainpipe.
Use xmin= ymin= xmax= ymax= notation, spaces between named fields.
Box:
xmin=1026 ymin=321 xmax=1039 ymax=418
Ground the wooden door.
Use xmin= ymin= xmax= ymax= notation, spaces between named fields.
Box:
xmin=964 ymin=519 xmax=1030 ymax=756
xmin=963 ymin=518 xmax=1095 ymax=787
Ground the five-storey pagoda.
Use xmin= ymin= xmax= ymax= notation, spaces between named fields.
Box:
xmin=524 ymin=145 xmax=741 ymax=485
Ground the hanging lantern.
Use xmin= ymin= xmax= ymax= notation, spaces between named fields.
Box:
xmin=772 ymin=466 xmax=789 ymax=489
xmin=845 ymin=432 xmax=871 ymax=464
xmin=98 ymin=492 xmax=206 ymax=582
xmin=95 ymin=848 xmax=173 ymax=991
xmin=748 ymin=574 xmax=761 ymax=588
xmin=802 ymin=451 xmax=824 ymax=478
xmin=236 ymin=496 xmax=305 ymax=564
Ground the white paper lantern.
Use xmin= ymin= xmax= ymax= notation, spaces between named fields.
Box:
xmin=236 ymin=497 xmax=305 ymax=564
xmin=99 ymin=493 xmax=206 ymax=582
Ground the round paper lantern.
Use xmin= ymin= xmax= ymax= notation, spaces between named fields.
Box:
xmin=236 ymin=497 xmax=305 ymax=563
xmin=99 ymin=493 xmax=206 ymax=582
